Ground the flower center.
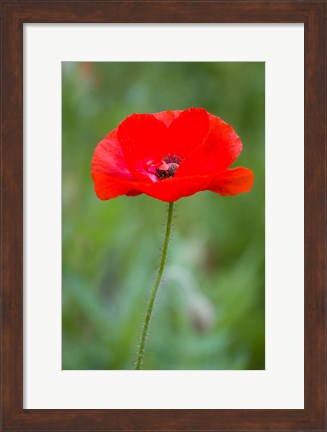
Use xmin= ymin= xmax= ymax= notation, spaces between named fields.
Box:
xmin=156 ymin=155 xmax=182 ymax=179
xmin=145 ymin=155 xmax=182 ymax=181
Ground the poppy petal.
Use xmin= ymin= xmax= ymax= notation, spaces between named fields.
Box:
xmin=142 ymin=175 xmax=212 ymax=202
xmin=209 ymin=167 xmax=254 ymax=196
xmin=91 ymin=173 xmax=210 ymax=202
xmin=91 ymin=173 xmax=141 ymax=200
xmin=166 ymin=108 xmax=210 ymax=158
xmin=142 ymin=168 xmax=253 ymax=202
xmin=117 ymin=113 xmax=168 ymax=179
xmin=91 ymin=129 xmax=134 ymax=179
xmin=92 ymin=167 xmax=253 ymax=202
xmin=177 ymin=115 xmax=242 ymax=176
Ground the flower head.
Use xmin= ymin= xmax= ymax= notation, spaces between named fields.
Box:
xmin=91 ymin=108 xmax=254 ymax=202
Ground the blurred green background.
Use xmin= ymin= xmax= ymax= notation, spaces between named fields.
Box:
xmin=62 ymin=62 xmax=265 ymax=370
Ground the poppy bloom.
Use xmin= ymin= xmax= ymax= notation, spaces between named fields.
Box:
xmin=91 ymin=108 xmax=253 ymax=202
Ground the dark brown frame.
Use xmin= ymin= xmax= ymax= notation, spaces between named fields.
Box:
xmin=1 ymin=1 xmax=326 ymax=431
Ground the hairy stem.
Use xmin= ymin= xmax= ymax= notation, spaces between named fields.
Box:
xmin=135 ymin=202 xmax=174 ymax=369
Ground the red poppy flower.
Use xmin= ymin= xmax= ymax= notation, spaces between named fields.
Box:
xmin=91 ymin=108 xmax=254 ymax=202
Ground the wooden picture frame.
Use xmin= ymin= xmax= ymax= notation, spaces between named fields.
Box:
xmin=1 ymin=1 xmax=326 ymax=431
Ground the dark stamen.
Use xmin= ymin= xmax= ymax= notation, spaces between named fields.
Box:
xmin=163 ymin=155 xmax=182 ymax=165
xmin=156 ymin=155 xmax=181 ymax=180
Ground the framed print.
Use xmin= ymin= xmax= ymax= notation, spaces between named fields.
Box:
xmin=1 ymin=1 xmax=326 ymax=431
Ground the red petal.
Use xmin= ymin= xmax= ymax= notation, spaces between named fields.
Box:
xmin=91 ymin=172 xmax=201 ymax=201
xmin=92 ymin=167 xmax=253 ymax=202
xmin=141 ymin=168 xmax=253 ymax=201
xmin=117 ymin=114 xmax=168 ymax=180
xmin=91 ymin=173 xmax=140 ymax=200
xmin=166 ymin=108 xmax=210 ymax=158
xmin=141 ymin=175 xmax=213 ymax=201
xmin=209 ymin=167 xmax=254 ymax=196
xmin=91 ymin=129 xmax=134 ymax=179
xmin=177 ymin=115 xmax=242 ymax=177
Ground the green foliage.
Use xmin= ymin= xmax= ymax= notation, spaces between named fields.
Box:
xmin=62 ymin=62 xmax=265 ymax=370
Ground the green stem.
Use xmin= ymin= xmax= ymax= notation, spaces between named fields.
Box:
xmin=135 ymin=202 xmax=174 ymax=370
